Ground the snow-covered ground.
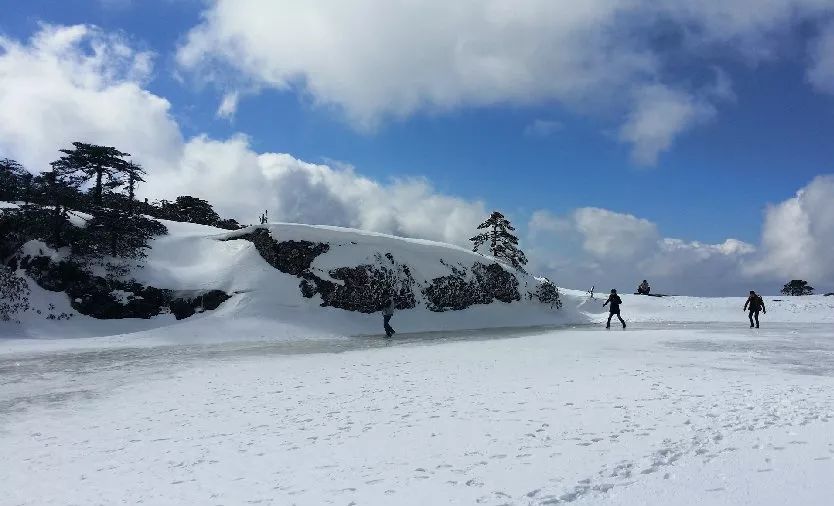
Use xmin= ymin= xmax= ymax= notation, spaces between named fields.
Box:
xmin=2 ymin=318 xmax=834 ymax=505
xmin=3 ymin=213 xmax=834 ymax=504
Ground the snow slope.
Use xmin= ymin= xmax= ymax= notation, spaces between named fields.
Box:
xmin=4 ymin=207 xmax=832 ymax=350
xmin=1 ymin=219 xmax=582 ymax=347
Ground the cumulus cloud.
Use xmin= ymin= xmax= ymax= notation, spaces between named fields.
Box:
xmin=0 ymin=24 xmax=182 ymax=171
xmin=573 ymin=208 xmax=659 ymax=260
xmin=747 ymin=175 xmax=834 ymax=284
xmin=619 ymin=84 xmax=718 ymax=166
xmin=216 ymin=91 xmax=240 ymax=120
xmin=530 ymin=180 xmax=834 ymax=295
xmin=0 ymin=25 xmax=486 ymax=246
xmin=157 ymin=135 xmax=488 ymax=244
xmin=177 ymin=0 xmax=834 ymax=165
xmin=4 ymin=24 xmax=834 ymax=294
xmin=808 ymin=21 xmax=834 ymax=94
xmin=528 ymin=208 xmax=758 ymax=295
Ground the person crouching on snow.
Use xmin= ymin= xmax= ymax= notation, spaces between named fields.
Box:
xmin=743 ymin=290 xmax=766 ymax=328
xmin=602 ymin=289 xmax=626 ymax=329
xmin=382 ymin=298 xmax=396 ymax=338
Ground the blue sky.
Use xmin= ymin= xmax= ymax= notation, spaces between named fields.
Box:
xmin=2 ymin=0 xmax=834 ymax=294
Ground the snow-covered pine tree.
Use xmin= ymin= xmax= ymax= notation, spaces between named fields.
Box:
xmin=470 ymin=211 xmax=528 ymax=273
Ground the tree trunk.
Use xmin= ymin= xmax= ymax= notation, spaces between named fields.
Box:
xmin=52 ymin=203 xmax=61 ymax=246
xmin=128 ymin=176 xmax=135 ymax=215
xmin=95 ymin=167 xmax=103 ymax=206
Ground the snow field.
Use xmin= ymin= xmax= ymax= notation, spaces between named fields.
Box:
xmin=2 ymin=323 xmax=833 ymax=505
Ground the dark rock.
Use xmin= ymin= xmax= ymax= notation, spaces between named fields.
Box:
xmin=21 ymin=255 xmax=230 ymax=320
xmin=169 ymin=298 xmax=196 ymax=320
xmin=169 ymin=290 xmax=232 ymax=320
xmin=471 ymin=262 xmax=520 ymax=304
xmin=224 ymin=228 xmax=329 ymax=276
xmin=423 ymin=261 xmax=520 ymax=312
xmin=298 ymin=254 xmax=416 ymax=313
xmin=201 ymin=289 xmax=231 ymax=310
xmin=227 ymin=228 xmax=528 ymax=315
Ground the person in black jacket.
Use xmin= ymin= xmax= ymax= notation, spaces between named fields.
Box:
xmin=602 ymin=289 xmax=626 ymax=329
xmin=743 ymin=290 xmax=766 ymax=328
xmin=382 ymin=298 xmax=396 ymax=338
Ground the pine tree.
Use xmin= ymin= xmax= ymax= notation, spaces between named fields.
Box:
xmin=123 ymin=162 xmax=146 ymax=213
xmin=52 ymin=142 xmax=131 ymax=207
xmin=0 ymin=265 xmax=30 ymax=322
xmin=781 ymin=279 xmax=814 ymax=296
xmin=0 ymin=159 xmax=28 ymax=201
xmin=158 ymin=196 xmax=221 ymax=225
xmin=470 ymin=211 xmax=528 ymax=272
xmin=75 ymin=207 xmax=166 ymax=259
xmin=37 ymin=168 xmax=84 ymax=247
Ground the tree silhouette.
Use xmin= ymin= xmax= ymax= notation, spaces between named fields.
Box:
xmin=781 ymin=279 xmax=814 ymax=296
xmin=36 ymin=168 xmax=84 ymax=246
xmin=52 ymin=142 xmax=131 ymax=207
xmin=470 ymin=211 xmax=528 ymax=272
xmin=0 ymin=159 xmax=28 ymax=201
xmin=123 ymin=161 xmax=146 ymax=213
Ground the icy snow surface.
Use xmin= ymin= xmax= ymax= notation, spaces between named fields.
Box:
xmin=2 ymin=216 xmax=834 ymax=504
xmin=2 ymin=321 xmax=834 ymax=505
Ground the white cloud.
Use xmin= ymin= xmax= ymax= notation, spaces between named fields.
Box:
xmin=216 ymin=91 xmax=239 ymax=120
xmin=528 ymin=208 xmax=758 ymax=296
xmin=528 ymin=209 xmax=573 ymax=236
xmin=573 ymin=207 xmax=659 ymax=260
xmin=156 ymin=135 xmax=488 ymax=244
xmin=524 ymin=119 xmax=563 ymax=138
xmin=177 ymin=0 xmax=656 ymax=132
xmin=618 ymin=84 xmax=717 ymax=166
xmin=177 ymin=0 xmax=834 ymax=165
xmin=0 ymin=24 xmax=182 ymax=171
xmin=0 ymin=25 xmax=486 ymax=246
xmin=808 ymin=21 xmax=834 ymax=94
xmin=4 ymin=24 xmax=834 ymax=294
xmin=747 ymin=175 xmax=834 ymax=284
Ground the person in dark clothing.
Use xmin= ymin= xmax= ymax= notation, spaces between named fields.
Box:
xmin=602 ymin=289 xmax=626 ymax=329
xmin=382 ymin=299 xmax=396 ymax=337
xmin=637 ymin=280 xmax=651 ymax=295
xmin=743 ymin=290 xmax=766 ymax=328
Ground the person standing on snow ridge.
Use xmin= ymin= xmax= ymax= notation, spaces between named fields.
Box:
xmin=382 ymin=298 xmax=396 ymax=338
xmin=602 ymin=289 xmax=626 ymax=329
xmin=743 ymin=290 xmax=766 ymax=328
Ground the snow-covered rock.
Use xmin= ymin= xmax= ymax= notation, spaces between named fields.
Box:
xmin=2 ymin=218 xmax=576 ymax=342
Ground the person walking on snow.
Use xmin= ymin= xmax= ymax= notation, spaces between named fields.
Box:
xmin=743 ymin=290 xmax=766 ymax=328
xmin=382 ymin=298 xmax=396 ymax=338
xmin=602 ymin=289 xmax=626 ymax=329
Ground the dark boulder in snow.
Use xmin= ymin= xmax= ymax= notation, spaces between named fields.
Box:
xmin=225 ymin=228 xmax=329 ymax=276
xmin=307 ymin=253 xmax=417 ymax=313
xmin=223 ymin=225 xmax=557 ymax=315
xmin=20 ymin=255 xmax=231 ymax=320
xmin=170 ymin=290 xmax=231 ymax=320
xmin=423 ymin=261 xmax=520 ymax=312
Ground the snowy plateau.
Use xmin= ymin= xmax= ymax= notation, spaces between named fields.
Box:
xmin=2 ymin=217 xmax=834 ymax=505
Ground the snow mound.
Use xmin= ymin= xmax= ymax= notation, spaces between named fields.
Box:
xmin=2 ymin=219 xmax=582 ymax=345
